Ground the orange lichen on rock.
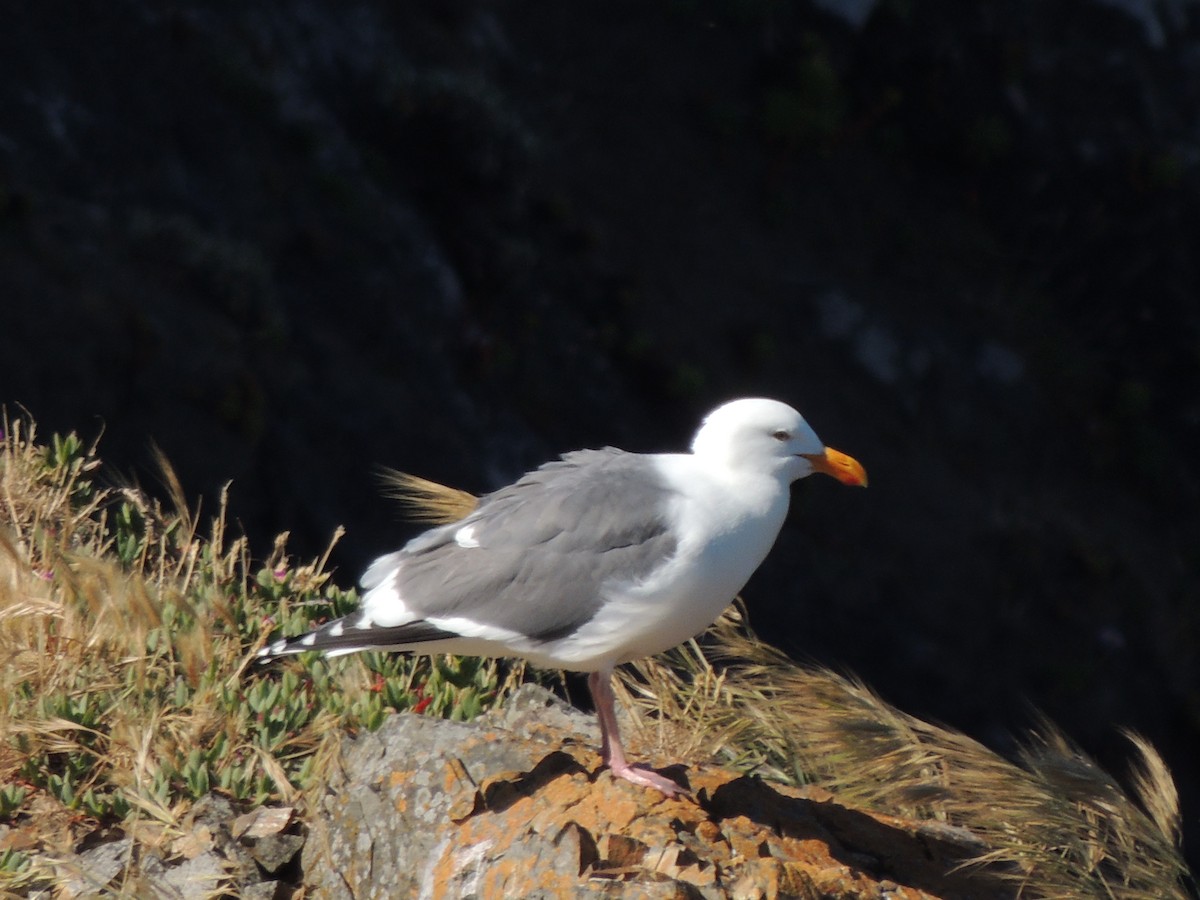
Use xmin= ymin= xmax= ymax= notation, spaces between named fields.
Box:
xmin=302 ymin=685 xmax=1016 ymax=899
xmin=409 ymin=752 xmax=1008 ymax=897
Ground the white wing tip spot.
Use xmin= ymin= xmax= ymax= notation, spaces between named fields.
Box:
xmin=259 ymin=637 xmax=293 ymax=658
xmin=455 ymin=525 xmax=480 ymax=549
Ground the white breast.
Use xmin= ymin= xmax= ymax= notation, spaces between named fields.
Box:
xmin=543 ymin=453 xmax=792 ymax=669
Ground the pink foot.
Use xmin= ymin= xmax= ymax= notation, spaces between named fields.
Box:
xmin=608 ymin=761 xmax=690 ymax=798
xmin=587 ymin=669 xmax=691 ymax=798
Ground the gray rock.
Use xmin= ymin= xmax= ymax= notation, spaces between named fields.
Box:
xmin=239 ymin=882 xmax=285 ymax=900
xmin=302 ymin=685 xmax=634 ymax=899
xmin=136 ymin=851 xmax=228 ymax=900
xmin=247 ymin=831 xmax=305 ymax=874
xmin=108 ymin=793 xmax=300 ymax=899
xmin=55 ymin=838 xmax=132 ymax=897
xmin=483 ymin=681 xmax=597 ymax=740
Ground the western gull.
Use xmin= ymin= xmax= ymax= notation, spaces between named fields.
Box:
xmin=258 ymin=398 xmax=867 ymax=796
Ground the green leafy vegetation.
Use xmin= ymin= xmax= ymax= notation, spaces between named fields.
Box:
xmin=0 ymin=413 xmax=509 ymax=891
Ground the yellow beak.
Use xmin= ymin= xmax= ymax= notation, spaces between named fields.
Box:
xmin=802 ymin=446 xmax=868 ymax=487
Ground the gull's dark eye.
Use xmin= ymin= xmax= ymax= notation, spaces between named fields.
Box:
xmin=772 ymin=430 xmax=791 ymax=442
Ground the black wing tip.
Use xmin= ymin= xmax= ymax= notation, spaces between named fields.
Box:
xmin=255 ymin=618 xmax=459 ymax=664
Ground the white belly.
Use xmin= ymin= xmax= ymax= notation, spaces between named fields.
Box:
xmin=540 ymin=460 xmax=791 ymax=670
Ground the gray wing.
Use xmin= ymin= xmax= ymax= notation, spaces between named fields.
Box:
xmin=391 ymin=448 xmax=679 ymax=642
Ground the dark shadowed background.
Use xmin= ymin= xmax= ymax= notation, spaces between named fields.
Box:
xmin=3 ymin=0 xmax=1197 ymax=867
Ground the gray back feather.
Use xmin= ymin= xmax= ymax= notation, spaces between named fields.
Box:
xmin=393 ymin=448 xmax=678 ymax=641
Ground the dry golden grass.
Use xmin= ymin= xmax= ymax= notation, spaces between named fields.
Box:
xmin=378 ymin=468 xmax=479 ymax=524
xmin=614 ymin=607 xmax=1193 ymax=898
xmin=0 ymin=415 xmax=504 ymax=893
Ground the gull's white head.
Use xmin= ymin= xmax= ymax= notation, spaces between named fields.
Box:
xmin=690 ymin=398 xmax=868 ymax=486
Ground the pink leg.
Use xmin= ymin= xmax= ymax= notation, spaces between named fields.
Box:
xmin=587 ymin=669 xmax=687 ymax=797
